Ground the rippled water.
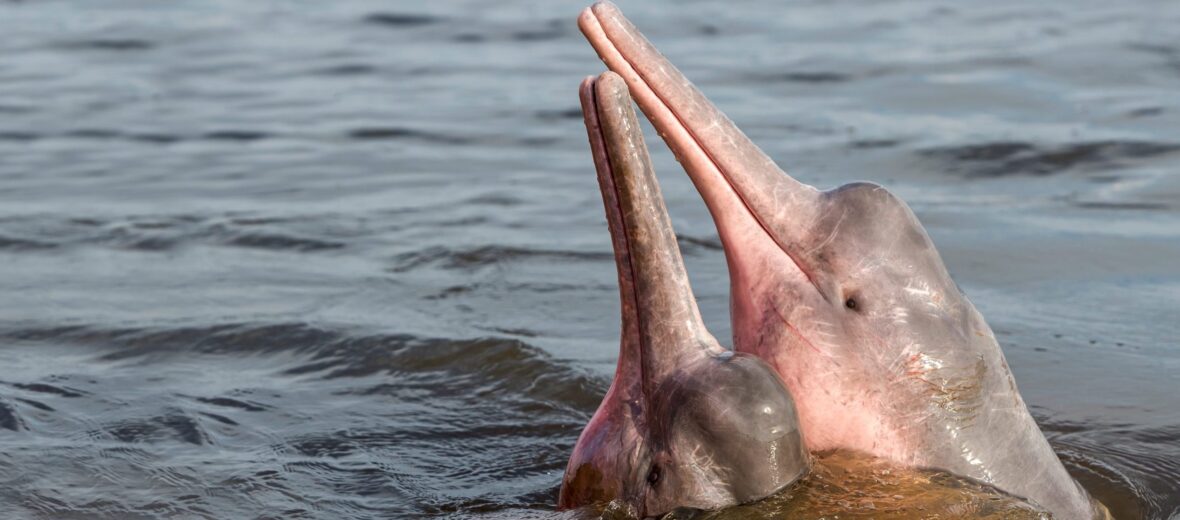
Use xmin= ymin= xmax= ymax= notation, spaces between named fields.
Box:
xmin=1 ymin=0 xmax=1178 ymax=518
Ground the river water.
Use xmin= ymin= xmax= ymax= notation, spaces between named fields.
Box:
xmin=0 ymin=0 xmax=1177 ymax=518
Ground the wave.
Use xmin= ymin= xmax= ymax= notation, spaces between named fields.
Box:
xmin=1041 ymin=416 xmax=1180 ymax=519
xmin=0 ymin=215 xmax=351 ymax=254
xmin=362 ymin=13 xmax=444 ymax=28
xmin=919 ymin=140 xmax=1180 ymax=178
xmin=0 ymin=321 xmax=610 ymax=517
xmin=390 ymin=245 xmax=612 ymax=273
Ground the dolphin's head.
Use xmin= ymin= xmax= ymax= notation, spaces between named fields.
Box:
xmin=558 ymin=72 xmax=808 ymax=517
xmin=578 ymin=2 xmax=1004 ymax=459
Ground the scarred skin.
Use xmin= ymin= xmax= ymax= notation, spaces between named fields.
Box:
xmin=558 ymin=72 xmax=808 ymax=517
xmin=577 ymin=3 xmax=1109 ymax=519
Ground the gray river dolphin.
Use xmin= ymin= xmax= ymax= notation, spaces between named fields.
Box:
xmin=578 ymin=3 xmax=1109 ymax=519
xmin=558 ymin=72 xmax=809 ymax=517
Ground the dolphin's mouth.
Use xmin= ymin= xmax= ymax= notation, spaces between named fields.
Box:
xmin=579 ymin=73 xmax=646 ymax=389
xmin=578 ymin=2 xmax=825 ymax=299
xmin=579 ymin=71 xmax=718 ymax=399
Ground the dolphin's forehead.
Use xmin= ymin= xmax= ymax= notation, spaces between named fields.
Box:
xmin=644 ymin=354 xmax=809 ymax=511
xmin=658 ymin=355 xmax=804 ymax=442
xmin=810 ymin=183 xmax=942 ymax=271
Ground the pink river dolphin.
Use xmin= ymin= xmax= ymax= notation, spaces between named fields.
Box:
xmin=558 ymin=72 xmax=809 ymax=517
xmin=575 ymin=2 xmax=1109 ymax=519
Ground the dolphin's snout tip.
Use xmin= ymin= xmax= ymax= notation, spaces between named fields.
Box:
xmin=577 ymin=6 xmax=596 ymax=31
xmin=579 ymin=2 xmax=620 ymax=35
xmin=583 ymin=72 xmax=628 ymax=109
xmin=596 ymin=71 xmax=627 ymax=98
xmin=591 ymin=1 xmax=619 ymax=16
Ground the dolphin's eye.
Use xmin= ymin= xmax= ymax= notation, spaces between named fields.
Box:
xmin=647 ymin=465 xmax=660 ymax=486
xmin=845 ymin=297 xmax=858 ymax=310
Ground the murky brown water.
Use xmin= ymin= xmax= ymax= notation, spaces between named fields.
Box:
xmin=0 ymin=0 xmax=1177 ymax=518
xmin=675 ymin=451 xmax=1052 ymax=520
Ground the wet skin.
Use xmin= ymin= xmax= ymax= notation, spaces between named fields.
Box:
xmin=578 ymin=3 xmax=1109 ymax=519
xmin=558 ymin=72 xmax=809 ymax=517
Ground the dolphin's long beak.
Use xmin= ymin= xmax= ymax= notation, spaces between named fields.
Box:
xmin=578 ymin=2 xmax=824 ymax=293
xmin=580 ymin=71 xmax=717 ymax=396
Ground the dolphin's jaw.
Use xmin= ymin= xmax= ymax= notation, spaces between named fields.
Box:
xmin=582 ymin=72 xmax=718 ymax=403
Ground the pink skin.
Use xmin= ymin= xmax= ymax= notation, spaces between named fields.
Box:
xmin=578 ymin=3 xmax=1106 ymax=519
